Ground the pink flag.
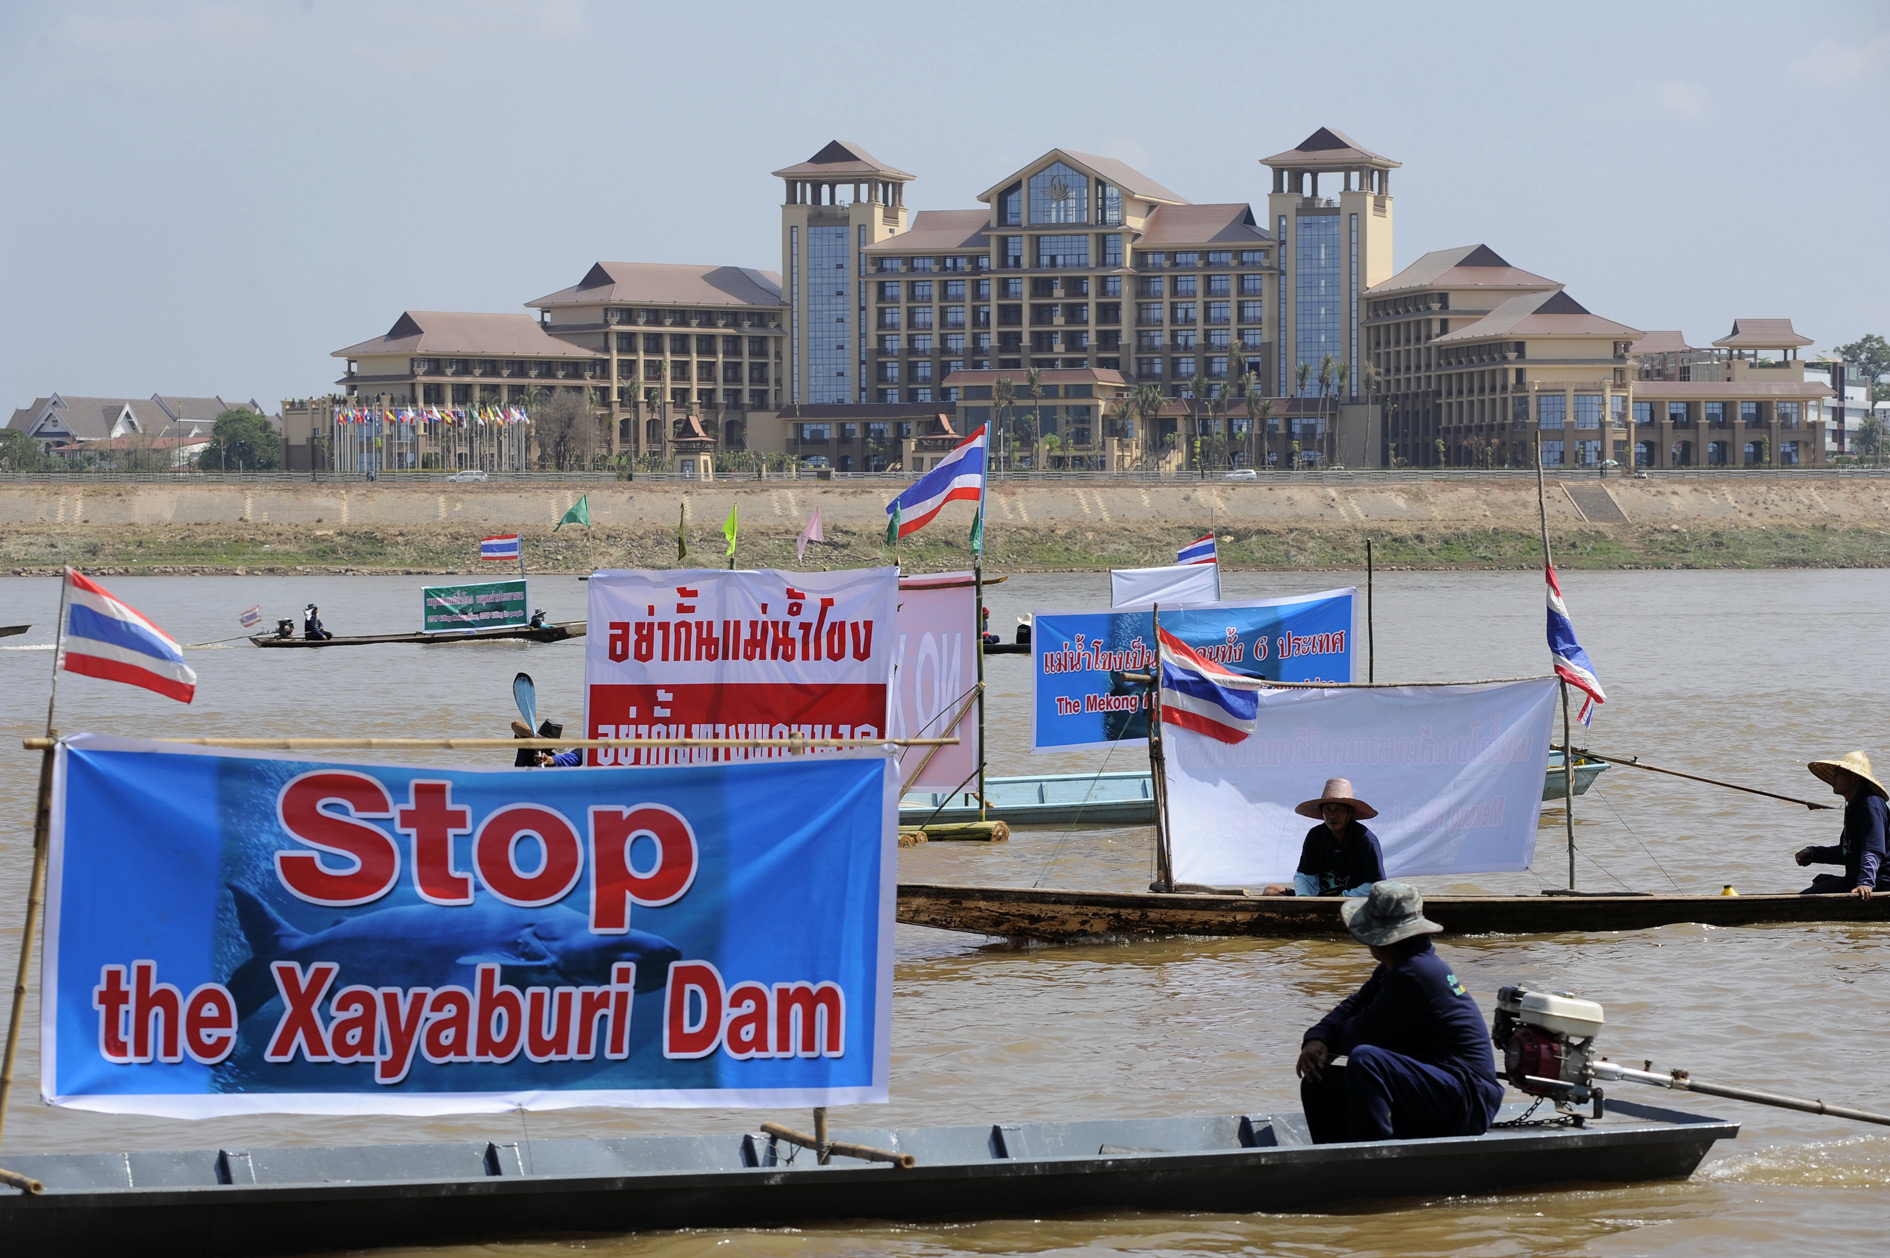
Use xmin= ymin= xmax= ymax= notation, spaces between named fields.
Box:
xmin=797 ymin=508 xmax=824 ymax=563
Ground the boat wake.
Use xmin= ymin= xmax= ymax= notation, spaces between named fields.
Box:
xmin=0 ymin=643 xmax=52 ymax=651
xmin=1700 ymin=1134 xmax=1890 ymax=1188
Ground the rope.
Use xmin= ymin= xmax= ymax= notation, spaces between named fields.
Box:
xmin=1591 ymin=782 xmax=1682 ymax=891
xmin=1031 ymin=730 xmax=1134 ymax=889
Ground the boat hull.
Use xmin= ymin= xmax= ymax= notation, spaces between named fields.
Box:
xmin=896 ymin=882 xmax=1890 ymax=941
xmin=249 ymin=622 xmax=585 ymax=648
xmin=0 ymin=624 xmax=27 ymax=639
xmin=0 ymin=1102 xmax=1732 ymax=1256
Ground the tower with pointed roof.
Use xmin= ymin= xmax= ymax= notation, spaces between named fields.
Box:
xmin=776 ymin=142 xmax=914 ymax=405
xmin=1263 ymin=128 xmax=1399 ymax=403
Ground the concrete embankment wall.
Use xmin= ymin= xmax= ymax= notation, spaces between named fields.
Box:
xmin=3 ymin=477 xmax=1888 ymax=572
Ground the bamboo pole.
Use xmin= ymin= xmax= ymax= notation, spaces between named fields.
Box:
xmin=901 ymin=682 xmax=983 ymax=789
xmin=1534 ymin=431 xmax=1576 ymax=891
xmin=974 ymin=561 xmax=987 ymax=824
xmin=1365 ymin=538 xmax=1375 ymax=684
xmin=1554 ymin=744 xmax=1835 ymax=810
xmin=1147 ymin=604 xmax=1175 ymax=892
xmin=0 ymin=741 xmax=54 ymax=1167
xmin=758 ymin=1120 xmax=914 ymax=1168
xmin=21 ymin=736 xmax=956 ymax=752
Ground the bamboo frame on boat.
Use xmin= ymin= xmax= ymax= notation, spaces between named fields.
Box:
xmin=20 ymin=736 xmax=957 ymax=752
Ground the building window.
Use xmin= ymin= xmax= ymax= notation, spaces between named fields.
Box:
xmin=1137 ymin=330 xmax=1163 ymax=351
xmin=879 ymin=334 xmax=901 ymax=353
xmin=910 ymin=307 xmax=934 ymax=329
xmin=1173 ymin=251 xmax=1199 ymax=268
xmin=1293 ymin=214 xmax=1340 ymax=396
xmin=748 ymin=363 xmax=769 ymax=384
xmin=1136 ymin=251 xmax=1166 ymax=268
xmin=1173 ymin=356 xmax=1196 ymax=379
xmin=911 ymin=387 xmax=933 ymax=402
xmin=1512 ymin=396 xmax=1530 ymax=423
xmin=1139 ymin=277 xmax=1165 ymax=298
xmin=877 ymin=389 xmax=898 ymax=403
xmin=798 ymin=423 xmax=830 ymax=442
xmin=1574 ymin=394 xmax=1602 ymax=428
xmin=1096 ymin=182 xmax=1121 ymax=225
xmin=1029 ymin=162 xmax=1089 ymax=224
xmin=910 ymin=280 xmax=933 ymax=302
xmin=1575 ymin=439 xmax=1602 ymax=465
xmin=807 ymin=224 xmax=852 ymax=403
xmin=1634 ymin=400 xmax=1653 ymax=425
xmin=1137 ymin=357 xmax=1162 ymax=377
xmin=1239 ymin=300 xmax=1265 ymax=324
xmin=1707 ymin=440 xmax=1728 ymax=466
xmin=867 ymin=421 xmax=889 ymax=442
xmin=998 ymin=182 xmax=1022 ymax=227
xmin=1538 ymin=394 xmax=1567 ymax=427
xmin=1240 ymin=250 xmax=1266 ymax=266
xmin=1208 ymin=356 xmax=1229 ymax=379
xmin=1539 ymin=439 xmax=1565 ymax=466
xmin=1207 ymin=329 xmax=1231 ymax=350
xmin=910 ymin=257 xmax=936 ymax=273
xmin=669 ymin=334 xmax=689 ymax=354
xmin=976 ymin=279 xmax=991 ymax=300
xmin=943 ymin=305 xmax=966 ymax=328
xmin=1667 ymin=401 xmax=1690 ymax=426
xmin=1208 ymin=274 xmax=1231 ymax=297
xmin=1137 ymin=303 xmax=1163 ymax=326
xmin=1207 ymin=302 xmax=1230 ymax=325
xmin=1002 ymin=236 xmax=1023 ymax=269
xmin=1705 ymin=401 xmax=1726 ymax=427
xmin=1171 ymin=302 xmax=1196 ymax=324
xmin=910 ymin=333 xmax=933 ymax=354
xmin=1782 ymin=440 xmax=1801 ymax=464
xmin=1102 ymin=275 xmax=1122 ymax=297
xmin=1240 ymin=275 xmax=1265 ymax=297
xmin=1037 ymin=234 xmax=1089 ymax=268
xmin=878 ymin=281 xmax=900 ymax=302
xmin=943 ymin=255 xmax=967 ymax=272
xmin=878 ymin=308 xmax=901 ymax=330
xmin=944 ymin=279 xmax=966 ymax=301
xmin=749 ymin=337 xmax=768 ymax=357
xmin=1241 ymin=328 xmax=1265 ymax=351
xmin=722 ymin=362 xmax=742 ymax=383
xmin=913 ymin=361 xmax=933 ymax=383
xmin=1611 ymin=394 xmax=1627 ymax=424
xmin=1172 ymin=275 xmax=1198 ymax=298
xmin=1173 ymin=330 xmax=1197 ymax=350
xmin=1102 ymin=233 xmax=1122 ymax=267
xmin=879 ymin=362 xmax=900 ymax=383
xmin=1741 ymin=401 xmax=1761 ymax=424
xmin=1778 ymin=402 xmax=1799 ymax=427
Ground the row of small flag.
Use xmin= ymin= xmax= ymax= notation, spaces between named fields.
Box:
xmin=333 ymin=406 xmax=533 ymax=426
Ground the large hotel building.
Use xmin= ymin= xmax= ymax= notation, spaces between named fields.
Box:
xmin=302 ymin=128 xmax=1834 ymax=472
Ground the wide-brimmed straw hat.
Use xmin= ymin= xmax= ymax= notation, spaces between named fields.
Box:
xmin=1808 ymin=751 xmax=1889 ymax=800
xmin=1294 ymin=777 xmax=1378 ymax=820
xmin=1341 ymin=880 xmax=1443 ymax=947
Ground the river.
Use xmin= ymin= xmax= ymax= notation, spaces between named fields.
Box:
xmin=2 ymin=568 xmax=1887 ymax=1256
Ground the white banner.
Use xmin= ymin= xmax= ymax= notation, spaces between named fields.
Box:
xmin=889 ymin=573 xmax=980 ymax=789
xmin=585 ymin=567 xmax=898 ymax=765
xmin=1111 ymin=563 xmax=1221 ymax=607
xmin=1163 ymin=679 xmax=1559 ymax=886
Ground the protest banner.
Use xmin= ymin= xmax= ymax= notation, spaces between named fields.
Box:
xmin=585 ymin=567 xmax=898 ymax=766
xmin=1161 ymin=679 xmax=1559 ymax=886
xmin=888 ymin=573 xmax=980 ymax=790
xmin=1031 ymin=589 xmax=1355 ymax=752
xmin=1109 ymin=563 xmax=1221 ymax=608
xmin=421 ymin=579 xmax=528 ymax=633
xmin=42 ymin=736 xmax=895 ymax=1117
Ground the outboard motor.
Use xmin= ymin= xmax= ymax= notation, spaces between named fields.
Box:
xmin=275 ymin=618 xmax=295 ymax=639
xmin=1491 ymin=986 xmax=1607 ymax=1115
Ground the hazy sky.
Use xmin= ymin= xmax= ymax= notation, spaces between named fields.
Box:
xmin=4 ymin=0 xmax=1886 ymax=413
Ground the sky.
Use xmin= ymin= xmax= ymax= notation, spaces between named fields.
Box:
xmin=3 ymin=0 xmax=1886 ymax=414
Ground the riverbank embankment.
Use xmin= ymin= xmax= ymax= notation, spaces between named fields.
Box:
xmin=3 ymin=476 xmax=1888 ymax=574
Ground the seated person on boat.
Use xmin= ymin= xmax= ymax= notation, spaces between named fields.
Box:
xmin=1296 ymin=881 xmax=1505 ymax=1144
xmin=1795 ymin=751 xmax=1889 ymax=900
xmin=1261 ymin=777 xmax=1386 ymax=897
xmin=303 ymin=603 xmax=333 ymax=641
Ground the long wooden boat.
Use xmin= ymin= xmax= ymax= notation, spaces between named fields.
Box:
xmin=0 ymin=624 xmax=28 ymax=638
xmin=249 ymin=621 xmax=585 ymax=648
xmin=0 ymin=1100 xmax=1734 ymax=1255
xmin=896 ymin=882 xmax=1890 ymax=941
xmin=898 ymin=754 xmax=1607 ymax=829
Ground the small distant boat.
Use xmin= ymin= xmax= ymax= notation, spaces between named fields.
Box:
xmin=899 ymin=755 xmax=1607 ymax=829
xmin=0 ymin=1103 xmax=1735 ymax=1254
xmin=0 ymin=624 xmax=28 ymax=638
xmin=250 ymin=622 xmax=585 ymax=649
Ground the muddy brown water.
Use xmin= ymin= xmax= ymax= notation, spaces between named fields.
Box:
xmin=3 ymin=569 xmax=1888 ymax=1256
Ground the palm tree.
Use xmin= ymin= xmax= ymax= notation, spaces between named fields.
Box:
xmin=1333 ymin=362 xmax=1350 ymax=467
xmin=1025 ymin=367 xmax=1044 ymax=471
xmin=1132 ymin=381 xmax=1166 ymax=471
xmin=1317 ymin=354 xmax=1337 ymax=469
xmin=1243 ymin=373 xmax=1272 ymax=470
xmin=1108 ymin=394 xmax=1137 ymax=468
xmin=645 ymin=360 xmax=670 ymax=463
xmin=1186 ymin=371 xmax=1211 ymax=474
xmin=993 ymin=375 xmax=1015 ymax=475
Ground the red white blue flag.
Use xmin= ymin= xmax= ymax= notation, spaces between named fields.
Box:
xmin=59 ymin=569 xmax=196 ymax=704
xmin=1157 ymin=626 xmax=1265 ymax=744
xmin=481 ymin=534 xmax=521 ymax=561
xmin=1177 ymin=534 xmax=1217 ymax=565
xmin=886 ymin=425 xmax=986 ymax=540
xmin=1546 ymin=562 xmax=1605 ymax=724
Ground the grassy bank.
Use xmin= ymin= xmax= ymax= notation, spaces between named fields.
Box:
xmin=6 ymin=520 xmax=1890 ymax=575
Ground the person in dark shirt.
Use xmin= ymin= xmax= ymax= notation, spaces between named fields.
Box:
xmin=302 ymin=603 xmax=333 ymax=641
xmin=1795 ymin=751 xmax=1889 ymax=899
xmin=511 ymin=719 xmax=581 ymax=767
xmin=1262 ymin=777 xmax=1386 ymax=897
xmin=1296 ymin=881 xmax=1505 ymax=1144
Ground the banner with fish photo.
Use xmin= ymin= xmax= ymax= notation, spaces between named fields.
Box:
xmin=1162 ymin=679 xmax=1560 ymax=886
xmin=585 ymin=567 xmax=898 ymax=767
xmin=41 ymin=735 xmax=897 ymax=1117
xmin=1031 ymin=589 xmax=1356 ymax=752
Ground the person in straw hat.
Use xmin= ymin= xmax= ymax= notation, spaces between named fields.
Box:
xmin=1297 ymin=881 xmax=1505 ymax=1144
xmin=1260 ymin=777 xmax=1387 ymax=897
xmin=1795 ymin=751 xmax=1889 ymax=899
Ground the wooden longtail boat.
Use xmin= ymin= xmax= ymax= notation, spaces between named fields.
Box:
xmin=897 ymin=754 xmax=1607 ymax=829
xmin=0 ymin=1100 xmax=1734 ymax=1255
xmin=0 ymin=625 xmax=28 ymax=639
xmin=249 ymin=621 xmax=585 ymax=648
xmin=895 ymin=882 xmax=1890 ymax=941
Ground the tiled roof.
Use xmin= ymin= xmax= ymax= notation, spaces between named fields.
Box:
xmin=1713 ymin=318 xmax=1813 ymax=349
xmin=1367 ymin=245 xmax=1558 ymax=296
xmin=1435 ymin=290 xmax=1640 ymax=343
xmin=1136 ymin=204 xmax=1269 ymax=247
xmin=530 ymin=263 xmax=782 ymax=310
xmin=863 ymin=210 xmax=990 ymax=254
xmin=1262 ymin=126 xmax=1400 ymax=169
xmin=7 ymin=396 xmax=168 ymax=441
xmin=772 ymin=140 xmax=913 ymax=180
xmin=333 ymin=312 xmax=602 ymax=360
xmin=1630 ymin=331 xmax=1696 ymax=355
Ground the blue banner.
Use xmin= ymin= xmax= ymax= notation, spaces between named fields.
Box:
xmin=44 ymin=736 xmax=895 ymax=1116
xmin=1031 ymin=589 xmax=1356 ymax=751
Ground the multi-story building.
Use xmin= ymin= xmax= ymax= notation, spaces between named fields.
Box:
xmin=7 ymin=393 xmax=261 ymax=456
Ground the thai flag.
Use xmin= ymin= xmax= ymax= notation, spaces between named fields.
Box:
xmin=886 ymin=425 xmax=986 ymax=540
xmin=481 ymin=534 xmax=521 ymax=561
xmin=1157 ymin=626 xmax=1265 ymax=744
xmin=1546 ymin=562 xmax=1605 ymax=724
xmin=1177 ymin=534 xmax=1217 ymax=565
xmin=238 ymin=605 xmax=262 ymax=629
xmin=58 ymin=569 xmax=196 ymax=703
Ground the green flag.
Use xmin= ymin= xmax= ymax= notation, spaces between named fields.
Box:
xmin=723 ymin=503 xmax=738 ymax=560
xmin=969 ymin=505 xmax=983 ymax=555
xmin=555 ymin=494 xmax=590 ymax=530
xmin=677 ymin=503 xmax=687 ymax=562
xmin=885 ymin=502 xmax=900 ymax=546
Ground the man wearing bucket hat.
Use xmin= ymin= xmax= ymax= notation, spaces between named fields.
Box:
xmin=1794 ymin=751 xmax=1889 ymax=899
xmin=1296 ymin=881 xmax=1505 ymax=1144
xmin=1260 ymin=778 xmax=1387 ymax=898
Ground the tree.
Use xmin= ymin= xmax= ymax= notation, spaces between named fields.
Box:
xmin=993 ymin=376 xmax=1015 ymax=473
xmin=1023 ymin=367 xmax=1044 ymax=469
xmin=1834 ymin=333 xmax=1890 ymax=403
xmin=0 ymin=429 xmax=45 ymax=472
xmin=533 ymin=391 xmax=592 ymax=470
xmin=1243 ymin=375 xmax=1274 ymax=471
xmin=1108 ymin=394 xmax=1137 ymax=443
xmin=1132 ymin=382 xmax=1167 ymax=469
xmin=197 ymin=408 xmax=281 ymax=471
xmin=1855 ymin=414 xmax=1886 ymax=464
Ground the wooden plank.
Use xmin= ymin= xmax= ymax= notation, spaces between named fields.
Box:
xmin=895 ymin=882 xmax=1890 ymax=941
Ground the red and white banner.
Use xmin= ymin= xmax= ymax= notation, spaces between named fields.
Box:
xmin=585 ymin=567 xmax=899 ymax=766
xmin=889 ymin=573 xmax=981 ymax=790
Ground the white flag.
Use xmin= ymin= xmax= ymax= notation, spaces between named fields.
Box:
xmin=797 ymin=508 xmax=825 ymax=563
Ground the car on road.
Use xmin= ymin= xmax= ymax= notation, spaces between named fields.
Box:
xmin=1222 ymin=468 xmax=1258 ymax=481
xmin=446 ymin=469 xmax=489 ymax=483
